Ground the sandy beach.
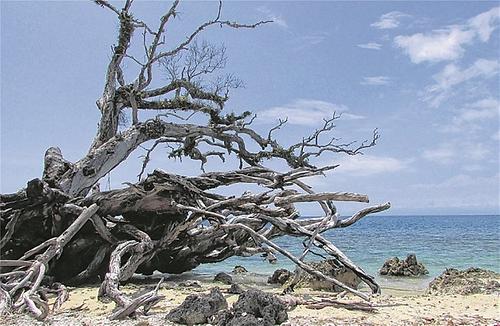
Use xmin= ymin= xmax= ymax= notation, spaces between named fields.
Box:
xmin=1 ymin=275 xmax=498 ymax=326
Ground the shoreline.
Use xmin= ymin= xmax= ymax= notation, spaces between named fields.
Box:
xmin=138 ymin=269 xmax=435 ymax=293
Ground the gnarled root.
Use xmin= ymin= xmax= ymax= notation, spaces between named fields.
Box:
xmin=0 ymin=204 xmax=98 ymax=319
xmin=98 ymin=241 xmax=164 ymax=320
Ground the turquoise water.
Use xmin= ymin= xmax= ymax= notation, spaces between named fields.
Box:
xmin=193 ymin=215 xmax=500 ymax=289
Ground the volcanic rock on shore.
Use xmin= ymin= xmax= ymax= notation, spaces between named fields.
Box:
xmin=166 ymin=287 xmax=228 ymax=325
xmin=216 ymin=289 xmax=288 ymax=326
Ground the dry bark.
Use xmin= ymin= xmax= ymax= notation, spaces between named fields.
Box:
xmin=0 ymin=0 xmax=390 ymax=320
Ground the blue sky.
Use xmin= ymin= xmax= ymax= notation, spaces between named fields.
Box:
xmin=1 ymin=1 xmax=499 ymax=215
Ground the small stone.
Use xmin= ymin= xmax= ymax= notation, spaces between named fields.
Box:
xmin=178 ymin=280 xmax=202 ymax=288
xmin=134 ymin=321 xmax=150 ymax=326
xmin=232 ymin=265 xmax=248 ymax=274
xmin=227 ymin=283 xmax=244 ymax=295
xmin=214 ymin=272 xmax=233 ymax=285
xmin=267 ymin=269 xmax=293 ymax=285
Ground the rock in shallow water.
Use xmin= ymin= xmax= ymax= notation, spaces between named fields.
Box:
xmin=166 ymin=287 xmax=228 ymax=325
xmin=379 ymin=254 xmax=428 ymax=276
xmin=428 ymin=267 xmax=500 ymax=295
xmin=232 ymin=265 xmax=248 ymax=274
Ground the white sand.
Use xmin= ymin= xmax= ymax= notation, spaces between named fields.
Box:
xmin=1 ymin=280 xmax=499 ymax=325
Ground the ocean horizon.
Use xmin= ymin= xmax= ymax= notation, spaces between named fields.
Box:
xmin=193 ymin=214 xmax=500 ymax=290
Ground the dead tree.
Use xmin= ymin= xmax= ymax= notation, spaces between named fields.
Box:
xmin=0 ymin=0 xmax=390 ymax=320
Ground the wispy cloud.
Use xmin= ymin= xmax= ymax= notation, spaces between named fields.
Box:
xmin=257 ymin=99 xmax=364 ymax=126
xmin=371 ymin=11 xmax=410 ymax=29
xmin=291 ymin=32 xmax=329 ymax=51
xmin=334 ymin=155 xmax=410 ymax=176
xmin=468 ymin=6 xmax=500 ymax=41
xmin=422 ymin=141 xmax=491 ymax=164
xmin=422 ymin=145 xmax=456 ymax=164
xmin=408 ymin=173 xmax=500 ymax=210
xmin=423 ymin=58 xmax=499 ymax=107
xmin=394 ymin=7 xmax=500 ymax=64
xmin=357 ymin=42 xmax=382 ymax=50
xmin=257 ymin=6 xmax=288 ymax=29
xmin=360 ymin=76 xmax=391 ymax=86
xmin=492 ymin=130 xmax=500 ymax=141
xmin=443 ymin=98 xmax=500 ymax=133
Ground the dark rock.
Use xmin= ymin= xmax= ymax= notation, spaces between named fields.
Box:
xmin=428 ymin=267 xmax=500 ymax=295
xmin=232 ymin=265 xmax=248 ymax=274
xmin=268 ymin=269 xmax=293 ymax=285
xmin=379 ymin=254 xmax=428 ymax=277
xmin=214 ymin=272 xmax=233 ymax=285
xmin=166 ymin=287 xmax=228 ymax=325
xmin=291 ymin=259 xmax=362 ymax=291
xmin=217 ymin=289 xmax=288 ymax=326
xmin=227 ymin=283 xmax=244 ymax=294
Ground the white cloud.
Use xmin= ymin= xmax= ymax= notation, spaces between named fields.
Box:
xmin=492 ymin=130 xmax=500 ymax=141
xmin=395 ymin=27 xmax=475 ymax=64
xmin=371 ymin=11 xmax=409 ymax=29
xmin=357 ymin=42 xmax=382 ymax=50
xmin=360 ymin=76 xmax=391 ymax=86
xmin=257 ymin=6 xmax=288 ymax=29
xmin=334 ymin=155 xmax=410 ymax=176
xmin=423 ymin=59 xmax=500 ymax=107
xmin=258 ymin=99 xmax=365 ymax=126
xmin=395 ymin=7 xmax=500 ymax=64
xmin=443 ymin=98 xmax=500 ymax=133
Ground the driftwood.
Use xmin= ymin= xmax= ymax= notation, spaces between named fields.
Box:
xmin=0 ymin=0 xmax=390 ymax=320
xmin=281 ymin=294 xmax=377 ymax=312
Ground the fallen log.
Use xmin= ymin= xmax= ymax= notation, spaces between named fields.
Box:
xmin=0 ymin=0 xmax=390 ymax=321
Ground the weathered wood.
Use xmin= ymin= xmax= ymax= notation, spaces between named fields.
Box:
xmin=42 ymin=147 xmax=72 ymax=187
xmin=1 ymin=0 xmax=390 ymax=320
xmin=0 ymin=204 xmax=98 ymax=318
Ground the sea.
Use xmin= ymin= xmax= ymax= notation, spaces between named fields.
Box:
xmin=190 ymin=215 xmax=500 ymax=291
